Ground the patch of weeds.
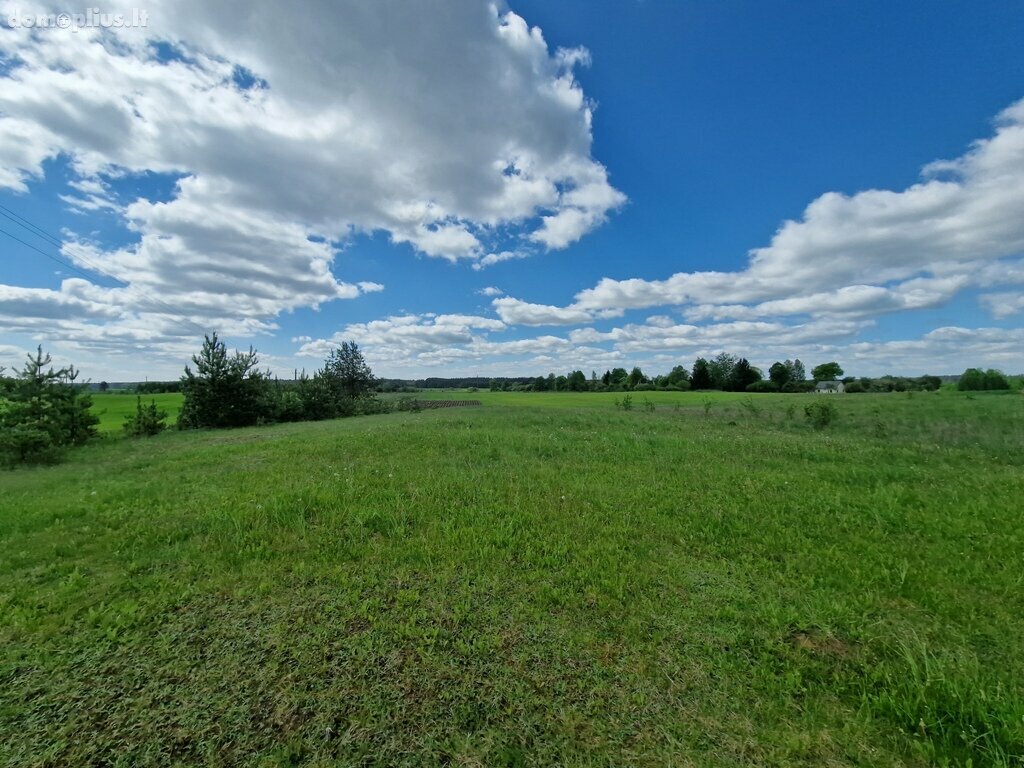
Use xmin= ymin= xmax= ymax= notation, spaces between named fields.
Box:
xmin=804 ymin=400 xmax=838 ymax=429
xmin=871 ymin=407 xmax=888 ymax=439
xmin=738 ymin=397 xmax=761 ymax=418
xmin=860 ymin=635 xmax=1024 ymax=766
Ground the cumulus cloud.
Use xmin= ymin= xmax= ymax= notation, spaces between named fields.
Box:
xmin=477 ymin=286 xmax=504 ymax=297
xmin=0 ymin=0 xmax=622 ymax=365
xmin=979 ymin=291 xmax=1024 ymax=319
xmin=0 ymin=0 xmax=623 ymax=260
xmin=560 ymin=99 xmax=1024 ymax=319
xmin=492 ymin=297 xmax=593 ymax=326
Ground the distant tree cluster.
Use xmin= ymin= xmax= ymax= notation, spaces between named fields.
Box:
xmin=480 ymin=354 xmax=812 ymax=394
xmin=843 ymin=375 xmax=943 ymax=393
xmin=957 ymin=368 xmax=1011 ymax=391
xmin=0 ymin=347 xmax=98 ymax=465
xmin=178 ymin=334 xmax=381 ymax=430
xmin=134 ymin=380 xmax=182 ymax=394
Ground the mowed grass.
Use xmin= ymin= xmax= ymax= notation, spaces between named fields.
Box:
xmin=90 ymin=392 xmax=185 ymax=433
xmin=2 ymin=392 xmax=1023 ymax=766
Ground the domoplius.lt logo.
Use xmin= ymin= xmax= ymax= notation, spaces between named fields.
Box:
xmin=6 ymin=7 xmax=149 ymax=31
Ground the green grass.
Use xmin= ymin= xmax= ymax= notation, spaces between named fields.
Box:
xmin=3 ymin=392 xmax=1023 ymax=766
xmin=89 ymin=392 xmax=184 ymax=432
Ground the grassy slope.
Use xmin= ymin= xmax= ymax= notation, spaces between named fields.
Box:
xmin=2 ymin=393 xmax=1023 ymax=766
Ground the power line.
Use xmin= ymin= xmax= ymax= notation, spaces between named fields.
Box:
xmin=0 ymin=224 xmax=110 ymax=284
xmin=0 ymin=205 xmax=212 ymax=339
xmin=0 ymin=204 xmax=126 ymax=285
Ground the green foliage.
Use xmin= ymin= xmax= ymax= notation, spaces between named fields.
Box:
xmin=322 ymin=341 xmax=375 ymax=400
xmin=0 ymin=346 xmax=98 ymax=466
xmin=122 ymin=397 xmax=168 ymax=437
xmin=665 ymin=364 xmax=689 ymax=387
xmin=746 ymin=380 xmax=779 ymax=393
xmin=690 ymin=358 xmax=712 ymax=390
xmin=782 ymin=380 xmax=817 ymax=393
xmin=804 ymin=399 xmax=838 ymax=429
xmin=958 ymin=367 xmax=1011 ymax=391
xmin=812 ymin=361 xmax=844 ymax=381
xmin=769 ymin=359 xmax=806 ymax=389
xmin=726 ymin=357 xmax=762 ymax=391
xmin=627 ymin=366 xmax=647 ymax=388
xmin=178 ymin=336 xmax=381 ymax=429
xmin=708 ymin=353 xmax=738 ymax=390
xmin=178 ymin=333 xmax=268 ymax=429
xmin=614 ymin=393 xmax=633 ymax=411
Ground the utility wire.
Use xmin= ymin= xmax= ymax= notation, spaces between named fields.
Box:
xmin=0 ymin=204 xmax=212 ymax=339
xmin=0 ymin=204 xmax=127 ymax=285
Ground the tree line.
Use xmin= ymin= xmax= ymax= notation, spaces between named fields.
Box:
xmin=0 ymin=334 xmax=384 ymax=466
xmin=2 ymin=334 xmax=1018 ymax=467
xmin=488 ymin=355 xmax=837 ymax=393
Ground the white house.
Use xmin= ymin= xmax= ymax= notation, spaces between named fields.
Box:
xmin=815 ymin=381 xmax=845 ymax=394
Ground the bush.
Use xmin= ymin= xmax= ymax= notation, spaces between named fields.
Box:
xmin=123 ymin=397 xmax=168 ymax=437
xmin=844 ymin=380 xmax=866 ymax=393
xmin=804 ymin=400 xmax=838 ymax=429
xmin=0 ymin=346 xmax=98 ymax=466
xmin=782 ymin=380 xmax=816 ymax=393
xmin=178 ymin=333 xmax=269 ymax=429
xmin=746 ymin=380 xmax=779 ymax=393
xmin=958 ymin=368 xmax=1010 ymax=391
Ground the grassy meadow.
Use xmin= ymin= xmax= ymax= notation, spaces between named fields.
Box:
xmin=90 ymin=392 xmax=185 ymax=433
xmin=2 ymin=390 xmax=1023 ymax=766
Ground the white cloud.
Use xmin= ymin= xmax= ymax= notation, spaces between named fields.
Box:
xmin=473 ymin=250 xmax=533 ymax=270
xmin=492 ymin=297 xmax=593 ymax=326
xmin=0 ymin=0 xmax=623 ymax=263
xmin=477 ymin=286 xmax=504 ymax=297
xmin=560 ymin=99 xmax=1024 ymax=318
xmin=0 ymin=0 xmax=623 ymax=368
xmin=979 ymin=291 xmax=1024 ymax=319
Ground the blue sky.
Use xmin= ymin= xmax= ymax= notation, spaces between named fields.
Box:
xmin=1 ymin=1 xmax=1023 ymax=380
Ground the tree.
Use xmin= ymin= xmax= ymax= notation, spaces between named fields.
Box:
xmin=627 ymin=366 xmax=647 ymax=388
xmin=769 ymin=361 xmax=791 ymax=389
xmin=691 ymin=358 xmax=712 ymax=389
xmin=0 ymin=346 xmax=98 ymax=465
xmin=568 ymin=370 xmax=587 ymax=391
xmin=958 ymin=367 xmax=1010 ymax=391
xmin=812 ymin=361 xmax=844 ymax=381
xmin=123 ymin=396 xmax=168 ymax=437
xmin=322 ymin=342 xmax=375 ymax=400
xmin=99 ymin=381 xmax=109 ymax=392
xmin=708 ymin=353 xmax=738 ymax=390
xmin=665 ymin=365 xmax=689 ymax=387
xmin=178 ymin=333 xmax=268 ymax=429
xmin=727 ymin=358 xmax=762 ymax=391
xmin=769 ymin=359 xmax=804 ymax=389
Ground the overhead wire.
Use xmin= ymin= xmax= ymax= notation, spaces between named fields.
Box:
xmin=0 ymin=202 xmax=213 ymax=339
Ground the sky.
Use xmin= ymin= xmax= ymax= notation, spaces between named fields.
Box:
xmin=1 ymin=0 xmax=1023 ymax=381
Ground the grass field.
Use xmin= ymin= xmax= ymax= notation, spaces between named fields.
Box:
xmin=89 ymin=392 xmax=185 ymax=433
xmin=3 ymin=391 xmax=1023 ymax=765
